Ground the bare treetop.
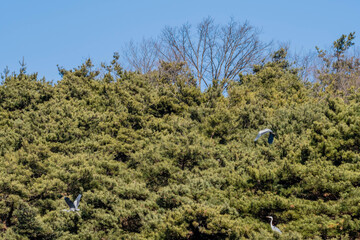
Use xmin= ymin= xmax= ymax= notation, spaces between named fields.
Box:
xmin=123 ymin=17 xmax=269 ymax=90
xmin=123 ymin=38 xmax=159 ymax=74
xmin=160 ymin=17 xmax=269 ymax=89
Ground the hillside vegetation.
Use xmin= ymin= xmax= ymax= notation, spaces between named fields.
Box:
xmin=0 ymin=46 xmax=360 ymax=239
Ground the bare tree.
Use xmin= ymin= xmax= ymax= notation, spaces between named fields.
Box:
xmin=287 ymin=48 xmax=318 ymax=83
xmin=122 ymin=18 xmax=269 ymax=90
xmin=159 ymin=18 xmax=213 ymax=88
xmin=209 ymin=19 xmax=266 ymax=83
xmin=123 ymin=38 xmax=159 ymax=74
xmin=313 ymin=32 xmax=360 ymax=97
xmin=159 ymin=17 xmax=269 ymax=89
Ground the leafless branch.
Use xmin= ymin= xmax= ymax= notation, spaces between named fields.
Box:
xmin=124 ymin=17 xmax=269 ymax=90
xmin=123 ymin=38 xmax=159 ymax=73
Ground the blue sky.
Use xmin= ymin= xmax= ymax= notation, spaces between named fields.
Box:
xmin=1 ymin=0 xmax=359 ymax=82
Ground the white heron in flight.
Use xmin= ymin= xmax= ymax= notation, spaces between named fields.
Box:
xmin=254 ymin=129 xmax=275 ymax=144
xmin=266 ymin=216 xmax=282 ymax=234
xmin=62 ymin=194 xmax=82 ymax=215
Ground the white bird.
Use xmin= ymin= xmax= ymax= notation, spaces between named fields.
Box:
xmin=266 ymin=216 xmax=282 ymax=234
xmin=62 ymin=194 xmax=82 ymax=215
xmin=254 ymin=129 xmax=275 ymax=144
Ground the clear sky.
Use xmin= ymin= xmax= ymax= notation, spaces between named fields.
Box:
xmin=1 ymin=0 xmax=359 ymax=82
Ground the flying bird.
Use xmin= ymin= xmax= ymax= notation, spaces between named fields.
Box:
xmin=254 ymin=129 xmax=275 ymax=144
xmin=266 ymin=216 xmax=282 ymax=234
xmin=62 ymin=194 xmax=82 ymax=215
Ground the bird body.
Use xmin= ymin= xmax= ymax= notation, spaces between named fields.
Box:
xmin=63 ymin=194 xmax=82 ymax=213
xmin=266 ymin=216 xmax=282 ymax=234
xmin=254 ymin=129 xmax=275 ymax=144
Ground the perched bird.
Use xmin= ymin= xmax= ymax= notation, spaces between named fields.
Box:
xmin=266 ymin=216 xmax=282 ymax=234
xmin=254 ymin=129 xmax=275 ymax=144
xmin=62 ymin=194 xmax=82 ymax=214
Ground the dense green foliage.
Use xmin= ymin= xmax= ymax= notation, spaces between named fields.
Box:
xmin=0 ymin=50 xmax=359 ymax=239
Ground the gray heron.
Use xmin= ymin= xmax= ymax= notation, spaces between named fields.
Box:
xmin=62 ymin=194 xmax=82 ymax=215
xmin=254 ymin=129 xmax=275 ymax=144
xmin=266 ymin=216 xmax=282 ymax=234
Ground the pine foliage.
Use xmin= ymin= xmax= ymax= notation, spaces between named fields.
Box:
xmin=0 ymin=50 xmax=360 ymax=239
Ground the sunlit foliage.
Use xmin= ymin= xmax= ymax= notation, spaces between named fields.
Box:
xmin=0 ymin=48 xmax=359 ymax=239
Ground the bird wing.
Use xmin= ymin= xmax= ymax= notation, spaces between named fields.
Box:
xmin=64 ymin=197 xmax=75 ymax=209
xmin=273 ymin=226 xmax=282 ymax=234
xmin=254 ymin=133 xmax=262 ymax=141
xmin=254 ymin=129 xmax=273 ymax=141
xmin=268 ymin=133 xmax=274 ymax=144
xmin=73 ymin=194 xmax=82 ymax=208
